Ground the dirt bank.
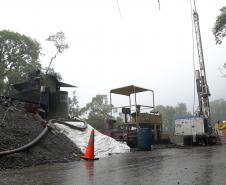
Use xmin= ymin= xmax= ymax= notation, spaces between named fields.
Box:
xmin=0 ymin=98 xmax=82 ymax=170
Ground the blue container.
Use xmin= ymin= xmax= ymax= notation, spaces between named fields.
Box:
xmin=138 ymin=128 xmax=152 ymax=150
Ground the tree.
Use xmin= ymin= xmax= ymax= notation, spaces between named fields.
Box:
xmin=175 ymin=103 xmax=191 ymax=117
xmin=210 ymin=99 xmax=226 ymax=123
xmin=213 ymin=7 xmax=226 ymax=76
xmin=81 ymin=95 xmax=112 ymax=131
xmin=42 ymin=67 xmax=62 ymax=81
xmin=156 ymin=103 xmax=191 ymax=136
xmin=46 ymin=31 xmax=69 ymax=73
xmin=0 ymin=30 xmax=41 ymax=94
xmin=219 ymin=63 xmax=226 ymax=78
xmin=156 ymin=105 xmax=176 ymax=135
xmin=68 ymin=91 xmax=81 ymax=118
xmin=213 ymin=7 xmax=226 ymax=44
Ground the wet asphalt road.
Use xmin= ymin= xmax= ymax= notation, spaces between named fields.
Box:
xmin=0 ymin=145 xmax=226 ymax=185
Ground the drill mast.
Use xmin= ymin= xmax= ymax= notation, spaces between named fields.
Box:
xmin=193 ymin=10 xmax=211 ymax=122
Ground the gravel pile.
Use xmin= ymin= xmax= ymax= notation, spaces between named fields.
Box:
xmin=0 ymin=98 xmax=81 ymax=170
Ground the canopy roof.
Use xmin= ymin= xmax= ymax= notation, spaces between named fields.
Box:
xmin=110 ymin=85 xmax=151 ymax=96
xmin=58 ymin=82 xmax=76 ymax=88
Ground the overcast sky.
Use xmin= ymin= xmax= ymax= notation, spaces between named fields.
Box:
xmin=1 ymin=0 xmax=226 ymax=111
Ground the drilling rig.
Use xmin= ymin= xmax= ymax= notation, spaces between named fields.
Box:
xmin=193 ymin=8 xmax=211 ymax=125
xmin=174 ymin=2 xmax=217 ymax=145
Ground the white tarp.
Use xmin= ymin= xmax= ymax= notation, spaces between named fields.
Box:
xmin=53 ymin=121 xmax=130 ymax=158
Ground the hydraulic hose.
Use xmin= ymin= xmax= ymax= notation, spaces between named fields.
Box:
xmin=52 ymin=117 xmax=87 ymax=131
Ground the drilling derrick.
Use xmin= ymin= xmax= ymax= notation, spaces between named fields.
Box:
xmin=193 ymin=11 xmax=211 ymax=126
xmin=174 ymin=2 xmax=217 ymax=145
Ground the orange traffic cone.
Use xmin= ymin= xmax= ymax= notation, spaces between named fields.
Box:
xmin=81 ymin=129 xmax=99 ymax=160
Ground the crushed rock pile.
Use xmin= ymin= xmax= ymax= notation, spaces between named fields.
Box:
xmin=0 ymin=98 xmax=81 ymax=170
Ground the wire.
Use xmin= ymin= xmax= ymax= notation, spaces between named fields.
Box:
xmin=116 ymin=0 xmax=160 ymax=19
xmin=116 ymin=0 xmax=123 ymax=20
xmin=193 ymin=0 xmax=197 ymax=12
xmin=189 ymin=0 xmax=196 ymax=116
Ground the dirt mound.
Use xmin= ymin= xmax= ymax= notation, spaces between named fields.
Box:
xmin=0 ymin=98 xmax=82 ymax=170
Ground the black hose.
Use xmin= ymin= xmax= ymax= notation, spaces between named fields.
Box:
xmin=52 ymin=117 xmax=87 ymax=131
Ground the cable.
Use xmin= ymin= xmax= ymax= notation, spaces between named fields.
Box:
xmin=189 ymin=0 xmax=196 ymax=116
xmin=116 ymin=0 xmax=123 ymax=20
xmin=193 ymin=0 xmax=197 ymax=12
xmin=116 ymin=0 xmax=160 ymax=19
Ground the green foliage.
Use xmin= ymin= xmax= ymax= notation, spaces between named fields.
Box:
xmin=0 ymin=30 xmax=41 ymax=94
xmin=46 ymin=32 xmax=69 ymax=53
xmin=175 ymin=103 xmax=191 ymax=117
xmin=213 ymin=7 xmax=226 ymax=77
xmin=42 ymin=67 xmax=62 ymax=81
xmin=68 ymin=91 xmax=82 ymax=118
xmin=156 ymin=105 xmax=176 ymax=135
xmin=210 ymin=99 xmax=226 ymax=123
xmin=156 ymin=103 xmax=190 ymax=135
xmin=81 ymin=95 xmax=112 ymax=131
xmin=219 ymin=65 xmax=226 ymax=78
xmin=213 ymin=7 xmax=226 ymax=44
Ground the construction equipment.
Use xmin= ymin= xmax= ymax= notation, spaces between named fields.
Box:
xmin=105 ymin=85 xmax=169 ymax=148
xmin=193 ymin=8 xmax=211 ymax=123
xmin=175 ymin=2 xmax=216 ymax=145
xmin=215 ymin=121 xmax=226 ymax=144
xmin=7 ymin=70 xmax=76 ymax=119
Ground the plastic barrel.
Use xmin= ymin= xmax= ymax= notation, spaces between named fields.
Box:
xmin=138 ymin=128 xmax=152 ymax=150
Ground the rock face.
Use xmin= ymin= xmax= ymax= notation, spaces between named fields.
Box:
xmin=0 ymin=98 xmax=82 ymax=170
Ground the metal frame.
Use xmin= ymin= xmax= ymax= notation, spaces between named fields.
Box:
xmin=109 ymin=85 xmax=155 ymax=123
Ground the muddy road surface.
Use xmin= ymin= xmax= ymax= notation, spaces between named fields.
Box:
xmin=0 ymin=145 xmax=226 ymax=185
